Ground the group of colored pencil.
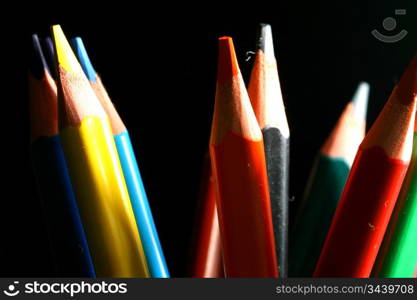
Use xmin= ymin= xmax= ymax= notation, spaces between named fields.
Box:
xmin=189 ymin=24 xmax=417 ymax=278
xmin=29 ymin=25 xmax=169 ymax=278
xmin=29 ymin=24 xmax=417 ymax=278
xmin=190 ymin=25 xmax=289 ymax=278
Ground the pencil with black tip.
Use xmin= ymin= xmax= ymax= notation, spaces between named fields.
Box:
xmin=29 ymin=34 xmax=95 ymax=277
xmin=248 ymin=23 xmax=289 ymax=277
xmin=70 ymin=37 xmax=169 ymax=278
xmin=52 ymin=25 xmax=149 ymax=277
xmin=290 ymin=82 xmax=369 ymax=277
xmin=190 ymin=153 xmax=223 ymax=278
xmin=210 ymin=36 xmax=278 ymax=277
xmin=373 ymin=104 xmax=417 ymax=278
xmin=314 ymin=55 xmax=417 ymax=277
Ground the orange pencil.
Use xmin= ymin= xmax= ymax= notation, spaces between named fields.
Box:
xmin=209 ymin=37 xmax=278 ymax=277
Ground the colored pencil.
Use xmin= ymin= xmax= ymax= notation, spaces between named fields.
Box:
xmin=70 ymin=37 xmax=169 ymax=278
xmin=29 ymin=34 xmax=95 ymax=277
xmin=190 ymin=153 xmax=223 ymax=278
xmin=51 ymin=25 xmax=149 ymax=277
xmin=373 ymin=100 xmax=417 ymax=278
xmin=248 ymin=24 xmax=290 ymax=277
xmin=289 ymin=82 xmax=369 ymax=277
xmin=314 ymin=55 xmax=417 ymax=277
xmin=209 ymin=36 xmax=278 ymax=277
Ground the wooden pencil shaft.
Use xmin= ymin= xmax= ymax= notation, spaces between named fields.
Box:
xmin=190 ymin=154 xmax=223 ymax=278
xmin=314 ymin=55 xmax=417 ymax=277
xmin=289 ymin=154 xmax=349 ymax=277
xmin=114 ymin=132 xmax=169 ymax=277
xmin=262 ymin=127 xmax=289 ymax=277
xmin=31 ymin=136 xmax=95 ymax=277
xmin=53 ymin=25 xmax=150 ymax=277
xmin=248 ymin=24 xmax=289 ymax=277
xmin=211 ymin=36 xmax=278 ymax=277
xmin=314 ymin=147 xmax=408 ymax=277
xmin=60 ymin=116 xmax=149 ymax=277
xmin=29 ymin=40 xmax=95 ymax=276
xmin=69 ymin=36 xmax=168 ymax=277
xmin=290 ymin=94 xmax=367 ymax=277
xmin=374 ymin=132 xmax=417 ymax=277
xmin=210 ymin=132 xmax=278 ymax=277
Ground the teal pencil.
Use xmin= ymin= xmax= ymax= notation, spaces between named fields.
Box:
xmin=289 ymin=82 xmax=369 ymax=277
xmin=71 ymin=37 xmax=169 ymax=278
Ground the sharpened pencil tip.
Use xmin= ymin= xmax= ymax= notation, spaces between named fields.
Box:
xmin=29 ymin=34 xmax=49 ymax=80
xmin=351 ymin=81 xmax=370 ymax=123
xmin=71 ymin=37 xmax=97 ymax=82
xmin=217 ymin=37 xmax=240 ymax=85
xmin=41 ymin=37 xmax=57 ymax=80
xmin=51 ymin=25 xmax=83 ymax=74
xmin=257 ymin=23 xmax=274 ymax=57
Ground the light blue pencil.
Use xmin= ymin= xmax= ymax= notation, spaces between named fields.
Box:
xmin=71 ymin=37 xmax=169 ymax=278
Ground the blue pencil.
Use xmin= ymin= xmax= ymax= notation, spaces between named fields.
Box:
xmin=71 ymin=37 xmax=169 ymax=278
xmin=29 ymin=34 xmax=95 ymax=277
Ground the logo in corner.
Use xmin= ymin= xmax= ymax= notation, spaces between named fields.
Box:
xmin=3 ymin=282 xmax=20 ymax=297
xmin=371 ymin=9 xmax=408 ymax=43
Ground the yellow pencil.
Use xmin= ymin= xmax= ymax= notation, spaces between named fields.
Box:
xmin=52 ymin=25 xmax=149 ymax=277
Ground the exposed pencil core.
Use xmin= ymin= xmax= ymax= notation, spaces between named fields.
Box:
xmin=71 ymin=37 xmax=97 ymax=82
xmin=41 ymin=37 xmax=57 ymax=80
xmin=217 ymin=37 xmax=239 ymax=85
xmin=29 ymin=34 xmax=49 ymax=80
xmin=351 ymin=81 xmax=370 ymax=123
xmin=52 ymin=25 xmax=83 ymax=74
xmin=249 ymin=23 xmax=289 ymax=137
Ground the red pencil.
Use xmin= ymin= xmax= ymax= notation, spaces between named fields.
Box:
xmin=210 ymin=37 xmax=278 ymax=277
xmin=314 ymin=55 xmax=417 ymax=277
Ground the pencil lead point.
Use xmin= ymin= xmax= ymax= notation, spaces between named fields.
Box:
xmin=29 ymin=34 xmax=49 ymax=80
xmin=257 ymin=23 xmax=274 ymax=57
xmin=41 ymin=37 xmax=57 ymax=80
xmin=351 ymin=81 xmax=370 ymax=122
xmin=51 ymin=25 xmax=83 ymax=74
xmin=217 ymin=36 xmax=240 ymax=85
xmin=70 ymin=37 xmax=97 ymax=82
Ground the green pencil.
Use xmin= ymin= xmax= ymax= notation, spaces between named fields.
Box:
xmin=289 ymin=82 xmax=369 ymax=277
xmin=373 ymin=119 xmax=417 ymax=277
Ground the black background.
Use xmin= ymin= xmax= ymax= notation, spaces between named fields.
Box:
xmin=1 ymin=1 xmax=416 ymax=277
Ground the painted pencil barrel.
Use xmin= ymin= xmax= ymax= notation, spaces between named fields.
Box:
xmin=114 ymin=131 xmax=169 ymax=278
xmin=190 ymin=154 xmax=223 ymax=278
xmin=31 ymin=135 xmax=95 ymax=277
xmin=60 ymin=116 xmax=149 ymax=277
xmin=289 ymin=154 xmax=349 ymax=277
xmin=210 ymin=132 xmax=278 ymax=277
xmin=374 ymin=133 xmax=417 ymax=277
xmin=262 ymin=127 xmax=289 ymax=277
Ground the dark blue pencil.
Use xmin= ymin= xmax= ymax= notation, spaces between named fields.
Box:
xmin=29 ymin=34 xmax=95 ymax=277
